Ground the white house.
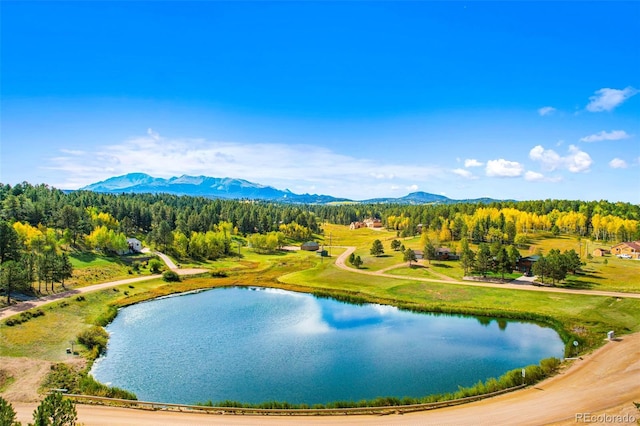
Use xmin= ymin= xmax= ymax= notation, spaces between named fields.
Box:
xmin=126 ymin=238 xmax=142 ymax=253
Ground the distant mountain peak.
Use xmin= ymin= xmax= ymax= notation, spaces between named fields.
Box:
xmin=80 ymin=173 xmax=504 ymax=205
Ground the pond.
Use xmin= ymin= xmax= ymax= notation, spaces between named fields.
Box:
xmin=90 ymin=287 xmax=564 ymax=405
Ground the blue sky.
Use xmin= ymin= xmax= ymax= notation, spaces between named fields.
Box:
xmin=2 ymin=1 xmax=639 ymax=202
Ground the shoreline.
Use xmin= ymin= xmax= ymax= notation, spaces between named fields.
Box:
xmin=10 ymin=329 xmax=640 ymax=425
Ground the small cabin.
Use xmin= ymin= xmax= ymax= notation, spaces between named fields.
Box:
xmin=517 ymin=255 xmax=540 ymax=275
xmin=118 ymin=238 xmax=142 ymax=255
xmin=301 ymin=241 xmax=320 ymax=251
xmin=592 ymin=248 xmax=610 ymax=257
xmin=127 ymin=238 xmax=143 ymax=253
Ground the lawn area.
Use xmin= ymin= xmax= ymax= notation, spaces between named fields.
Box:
xmin=280 ymin=258 xmax=640 ymax=350
xmin=559 ymin=256 xmax=640 ymax=293
xmin=0 ymin=278 xmax=167 ymax=360
xmin=67 ymin=252 xmax=154 ymax=289
xmin=386 ymin=264 xmax=445 ymax=280
xmin=429 ymin=261 xmax=465 ymax=280
xmin=319 ymin=223 xmax=398 ymax=248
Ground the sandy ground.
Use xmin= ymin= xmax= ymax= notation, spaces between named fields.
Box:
xmin=8 ymin=331 xmax=640 ymax=425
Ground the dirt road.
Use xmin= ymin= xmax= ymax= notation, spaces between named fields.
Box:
xmin=334 ymin=246 xmax=640 ymax=300
xmin=10 ymin=331 xmax=640 ymax=425
xmin=0 ymin=255 xmax=207 ymax=321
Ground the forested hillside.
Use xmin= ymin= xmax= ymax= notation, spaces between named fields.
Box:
xmin=1 ymin=181 xmax=639 ymax=301
xmin=2 ymin=182 xmax=638 ymax=249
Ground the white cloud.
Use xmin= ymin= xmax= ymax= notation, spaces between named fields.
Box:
xmin=485 ymin=159 xmax=524 ymax=177
xmin=529 ymin=144 xmax=592 ymax=173
xmin=586 ymin=87 xmax=638 ymax=112
xmin=452 ymin=168 xmax=474 ymax=179
xmin=46 ymin=131 xmax=445 ymax=199
xmin=524 ymin=171 xmax=545 ymax=181
xmin=464 ymin=159 xmax=483 ymax=168
xmin=406 ymin=184 xmax=419 ymax=192
xmin=609 ymin=158 xmax=628 ymax=169
xmin=579 ymin=130 xmax=631 ymax=143
xmin=565 ymin=145 xmax=593 ymax=173
xmin=538 ymin=106 xmax=556 ymax=116
xmin=524 ymin=171 xmax=563 ymax=183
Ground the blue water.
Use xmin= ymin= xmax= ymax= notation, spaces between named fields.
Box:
xmin=90 ymin=287 xmax=564 ymax=405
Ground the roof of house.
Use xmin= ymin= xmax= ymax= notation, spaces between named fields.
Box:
xmin=612 ymin=241 xmax=640 ymax=251
xmin=519 ymin=255 xmax=541 ymax=262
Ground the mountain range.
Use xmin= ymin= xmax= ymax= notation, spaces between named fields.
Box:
xmin=80 ymin=173 xmax=502 ymax=205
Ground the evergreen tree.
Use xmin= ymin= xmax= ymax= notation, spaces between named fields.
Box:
xmin=403 ymin=248 xmax=417 ymax=266
xmin=0 ymin=221 xmax=21 ymax=264
xmin=532 ymin=255 xmax=549 ymax=284
xmin=370 ymin=239 xmax=384 ymax=257
xmin=475 ymin=243 xmax=492 ymax=277
xmin=562 ymin=249 xmax=581 ymax=274
xmin=459 ymin=238 xmax=475 ymax=276
xmin=423 ymin=240 xmax=437 ymax=265
xmin=0 ymin=396 xmax=19 ymax=426
xmin=495 ymin=247 xmax=511 ymax=280
xmin=31 ymin=391 xmax=77 ymax=426
xmin=1 ymin=259 xmax=29 ymax=305
xmin=55 ymin=253 xmax=74 ymax=288
xmin=546 ymin=249 xmax=568 ymax=285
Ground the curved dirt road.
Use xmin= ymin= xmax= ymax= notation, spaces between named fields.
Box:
xmin=0 ymin=254 xmax=207 ymax=321
xmin=334 ymin=246 xmax=640 ymax=300
xmin=11 ymin=331 xmax=640 ymax=425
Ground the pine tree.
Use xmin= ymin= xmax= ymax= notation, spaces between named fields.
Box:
xmin=370 ymin=239 xmax=384 ymax=257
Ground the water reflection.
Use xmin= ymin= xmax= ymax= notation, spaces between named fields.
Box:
xmin=91 ymin=287 xmax=564 ymax=405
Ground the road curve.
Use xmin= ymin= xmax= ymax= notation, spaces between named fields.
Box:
xmin=0 ymin=253 xmax=207 ymax=321
xmin=334 ymin=246 xmax=640 ymax=300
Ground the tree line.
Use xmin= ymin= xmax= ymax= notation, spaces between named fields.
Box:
xmin=1 ymin=182 xmax=638 ymax=299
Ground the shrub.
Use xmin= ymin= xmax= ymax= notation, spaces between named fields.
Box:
xmin=41 ymin=363 xmax=79 ymax=394
xmin=78 ymin=375 xmax=136 ymax=400
xmin=4 ymin=309 xmax=45 ymax=326
xmin=149 ymin=259 xmax=163 ymax=274
xmin=540 ymin=357 xmax=561 ymax=375
xmin=162 ymin=270 xmax=181 ymax=282
xmin=77 ymin=326 xmax=108 ymax=355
